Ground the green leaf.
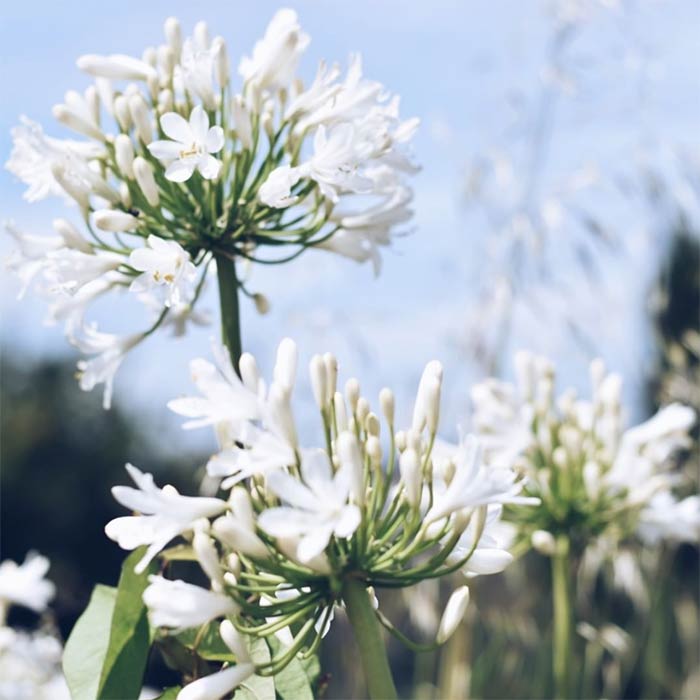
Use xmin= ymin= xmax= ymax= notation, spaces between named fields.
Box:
xmin=63 ymin=584 xmax=117 ymax=700
xmin=63 ymin=547 xmax=157 ymax=700
xmin=267 ymin=638 xmax=315 ymax=700
xmin=233 ymin=638 xmax=275 ymax=700
xmin=175 ymin=622 xmax=235 ymax=661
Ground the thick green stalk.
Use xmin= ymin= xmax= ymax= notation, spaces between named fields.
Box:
xmin=551 ymin=535 xmax=572 ymax=699
xmin=214 ymin=252 xmax=242 ymax=373
xmin=341 ymin=578 xmax=398 ymax=700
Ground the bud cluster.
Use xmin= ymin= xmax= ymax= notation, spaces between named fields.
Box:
xmin=106 ymin=339 xmax=534 ymax=697
xmin=471 ymin=352 xmax=699 ymax=555
xmin=6 ymin=9 xmax=418 ymax=408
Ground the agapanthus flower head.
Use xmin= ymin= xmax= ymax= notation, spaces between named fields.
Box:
xmin=6 ymin=10 xmax=418 ymax=408
xmin=107 ymin=339 xmax=532 ymax=696
xmin=471 ymin=351 xmax=699 ymax=556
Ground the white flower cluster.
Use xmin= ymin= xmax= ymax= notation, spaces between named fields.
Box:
xmin=471 ymin=351 xmax=699 ymax=552
xmin=0 ymin=554 xmax=69 ymax=700
xmin=5 ymin=9 xmax=418 ymax=409
xmin=106 ymin=339 xmax=533 ymax=698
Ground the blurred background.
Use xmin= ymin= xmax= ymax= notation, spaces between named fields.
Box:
xmin=2 ymin=0 xmax=699 ymax=697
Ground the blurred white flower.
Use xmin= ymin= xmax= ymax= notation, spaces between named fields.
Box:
xmin=0 ymin=554 xmax=55 ymax=619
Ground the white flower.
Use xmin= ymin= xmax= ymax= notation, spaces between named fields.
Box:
xmin=239 ymin=8 xmax=310 ymax=94
xmin=143 ymin=576 xmax=237 ymax=630
xmin=179 ymin=38 xmax=217 ymax=110
xmin=105 ymin=463 xmax=227 ymax=573
xmin=0 ymin=554 xmax=55 ymax=617
xmin=129 ymin=235 xmax=197 ymax=307
xmin=637 ymin=492 xmax=700 ymax=545
xmin=425 ymin=435 xmax=537 ymax=525
xmin=76 ymin=53 xmax=157 ymax=81
xmin=148 ymin=106 xmax=224 ymax=182
xmin=258 ymin=165 xmax=301 ymax=208
xmin=69 ymin=322 xmax=143 ymax=409
xmin=258 ymin=449 xmax=361 ymax=563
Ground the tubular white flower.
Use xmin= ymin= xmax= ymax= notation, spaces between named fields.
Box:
xmin=105 ymin=464 xmax=227 ymax=573
xmin=148 ymin=106 xmax=224 ymax=182
xmin=77 ymin=53 xmax=158 ymax=81
xmin=177 ymin=662 xmax=256 ymax=700
xmin=132 ymin=156 xmax=160 ymax=207
xmin=114 ymin=134 xmax=135 ymax=178
xmin=143 ymin=576 xmax=237 ymax=630
xmin=52 ymin=104 xmax=104 ymax=142
xmin=309 ymin=354 xmax=328 ymax=410
xmin=412 ymin=360 xmax=443 ymax=433
xmin=436 ymin=586 xmax=470 ymax=644
xmin=336 ymin=431 xmax=365 ymax=506
xmin=128 ymin=94 xmax=153 ymax=144
xmin=399 ymin=448 xmax=421 ymax=508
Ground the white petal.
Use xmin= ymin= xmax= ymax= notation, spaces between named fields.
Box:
xmin=160 ymin=112 xmax=192 ymax=143
xmin=464 ymin=548 xmax=513 ymax=575
xmin=197 ymin=154 xmax=222 ymax=180
xmin=189 ymin=105 xmax=209 ymax=143
xmin=206 ymin=126 xmax=225 ymax=153
xmin=297 ymin=527 xmax=334 ymax=563
xmin=166 ymin=159 xmax=196 ymax=182
xmin=334 ymin=505 xmax=361 ymax=539
xmin=148 ymin=140 xmax=183 ymax=160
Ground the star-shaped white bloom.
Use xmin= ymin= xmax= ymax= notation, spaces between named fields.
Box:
xmin=148 ymin=105 xmax=224 ymax=182
xmin=129 ymin=235 xmax=197 ymax=308
xmin=258 ymin=449 xmax=361 ymax=563
xmin=0 ymin=553 xmax=55 ymax=617
xmin=105 ymin=463 xmax=227 ymax=573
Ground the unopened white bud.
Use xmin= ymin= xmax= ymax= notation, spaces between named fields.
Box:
xmin=365 ymin=413 xmax=380 ymax=437
xmin=232 ymin=95 xmax=253 ymax=149
xmin=77 ymin=53 xmax=157 ymax=82
xmin=113 ymin=95 xmax=132 ymax=131
xmin=333 ymin=392 xmax=348 ymax=432
xmin=53 ymin=218 xmax=91 ymax=253
xmin=239 ymin=353 xmax=260 ymax=394
xmin=323 ymin=353 xmax=338 ymax=404
xmin=114 ymin=134 xmax=135 ymax=178
xmin=405 ymin=429 xmax=422 ymax=454
xmin=85 ymin=85 xmax=100 ymax=125
xmin=119 ymin=182 xmax=132 ymax=208
xmin=219 ymin=620 xmax=250 ymax=662
xmin=229 ymin=487 xmax=255 ymax=530
xmin=157 ymin=45 xmax=175 ymax=84
xmin=273 ymin=338 xmax=297 ymax=391
xmin=399 ymin=448 xmax=421 ymax=507
xmin=226 ymin=554 xmax=241 ymax=578
xmin=133 ymin=157 xmax=159 ymax=207
xmin=424 ymin=377 xmax=441 ymax=434
xmin=337 ymin=431 xmax=365 ymax=506
xmin=164 ymin=17 xmax=182 ymax=58
xmin=223 ymin=571 xmax=238 ymax=587
xmin=345 ymin=378 xmax=360 ymax=412
xmin=531 ymin=530 xmax=556 ymax=556
xmin=395 ymin=430 xmax=407 ymax=451
xmin=310 ymin=355 xmax=327 ymax=410
xmin=94 ymin=209 xmax=139 ymax=232
xmin=413 ymin=360 xmax=443 ymax=432
xmin=261 ymin=100 xmax=275 ymax=138
xmin=437 ymin=586 xmax=470 ymax=644
xmin=366 ymin=435 xmax=382 ymax=466
xmin=356 ymin=397 xmax=370 ymax=426
xmin=194 ymin=20 xmax=210 ymax=50
xmin=379 ymin=388 xmax=395 ymax=426
xmin=212 ymin=37 xmax=229 ymax=87
xmin=52 ymin=104 xmax=104 ymax=141
xmin=158 ymin=89 xmax=174 ymax=113
xmin=129 ymin=94 xmax=152 ymax=143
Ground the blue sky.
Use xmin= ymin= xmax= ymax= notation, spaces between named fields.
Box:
xmin=2 ymin=0 xmax=699 ymax=452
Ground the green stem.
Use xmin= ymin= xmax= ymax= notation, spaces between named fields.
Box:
xmin=214 ymin=252 xmax=243 ymax=373
xmin=551 ymin=535 xmax=572 ymax=699
xmin=341 ymin=578 xmax=398 ymax=700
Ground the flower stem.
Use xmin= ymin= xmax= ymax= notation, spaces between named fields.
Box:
xmin=341 ymin=578 xmax=398 ymax=700
xmin=214 ymin=252 xmax=242 ymax=373
xmin=551 ymin=535 xmax=572 ymax=699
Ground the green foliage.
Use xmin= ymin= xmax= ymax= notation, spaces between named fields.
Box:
xmin=175 ymin=622 xmax=235 ymax=662
xmin=268 ymin=638 xmax=316 ymax=700
xmin=63 ymin=548 xmax=156 ymax=700
xmin=153 ymin=688 xmax=181 ymax=700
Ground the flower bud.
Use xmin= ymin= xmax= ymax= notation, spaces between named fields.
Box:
xmin=395 ymin=430 xmax=407 ymax=451
xmin=333 ymin=392 xmax=348 ymax=432
xmin=436 ymin=586 xmax=470 ymax=644
xmin=424 ymin=377 xmax=441 ymax=434
xmin=229 ymin=487 xmax=255 ymax=530
xmin=232 ymin=95 xmax=253 ymax=149
xmin=219 ymin=620 xmax=250 ymax=662
xmin=226 ymin=554 xmax=241 ymax=578
xmin=119 ymin=182 xmax=132 ymax=208
xmin=412 ymin=361 xmax=443 ymax=432
xmin=114 ymin=134 xmax=135 ymax=178
xmin=356 ymin=397 xmax=370 ymax=426
xmin=133 ymin=156 xmax=160 ymax=207
xmin=193 ymin=529 xmax=224 ymax=591
xmin=129 ymin=94 xmax=152 ymax=144
xmin=157 ymin=45 xmax=175 ymax=84
xmin=52 ymin=104 xmax=104 ymax=141
xmin=273 ymin=338 xmax=297 ymax=391
xmin=53 ymin=218 xmax=92 ymax=253
xmin=164 ymin=17 xmax=182 ymax=58
xmin=253 ymin=292 xmax=270 ymax=315
xmin=310 ymin=354 xmax=327 ymax=410
xmin=345 ymin=378 xmax=360 ymax=413
xmin=85 ymin=85 xmax=101 ymax=125
xmin=399 ymin=448 xmax=421 ymax=507
xmin=239 ymin=353 xmax=260 ymax=394
xmin=337 ymin=431 xmax=365 ymax=506
xmin=366 ymin=435 xmax=382 ymax=466
xmin=113 ymin=95 xmax=132 ymax=131
xmin=94 ymin=209 xmax=139 ymax=232
xmin=158 ymin=89 xmax=174 ymax=113
xmin=213 ymin=514 xmax=268 ymax=559
xmin=323 ymin=353 xmax=338 ymax=404
xmin=365 ymin=412 xmax=380 ymax=437
xmin=379 ymin=388 xmax=395 ymax=426
xmin=194 ymin=20 xmax=210 ymax=50
xmin=77 ymin=53 xmax=157 ymax=81
xmin=212 ymin=37 xmax=229 ymax=87
xmin=531 ymin=529 xmax=556 ymax=556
